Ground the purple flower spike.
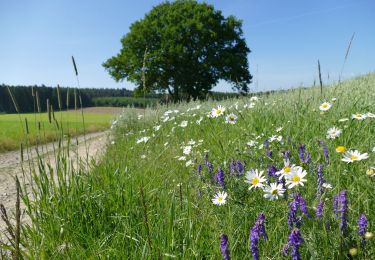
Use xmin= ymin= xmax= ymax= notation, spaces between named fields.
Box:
xmin=288 ymin=194 xmax=310 ymax=229
xmin=220 ymin=234 xmax=230 ymax=260
xmin=338 ymin=191 xmax=348 ymax=234
xmin=197 ymin=164 xmax=202 ymax=174
xmin=316 ymin=164 xmax=325 ymax=198
xmin=298 ymin=145 xmax=305 ymax=163
xmin=319 ymin=140 xmax=329 ymax=164
xmin=333 ymin=195 xmax=339 ymax=217
xmin=357 ymin=214 xmax=368 ymax=238
xmin=230 ymin=160 xmax=245 ymax=175
xmin=216 ymin=168 xmax=225 ymax=187
xmin=206 ymin=161 xmax=214 ymax=174
xmin=268 ymin=166 xmax=279 ymax=178
xmin=282 ymin=151 xmax=290 ymax=160
xmin=250 ymin=213 xmax=267 ymax=260
xmin=288 ymin=229 xmax=304 ymax=260
xmin=305 ymin=152 xmax=311 ymax=164
xmin=316 ymin=200 xmax=324 ymax=219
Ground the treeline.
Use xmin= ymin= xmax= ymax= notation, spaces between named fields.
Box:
xmin=0 ymin=84 xmax=165 ymax=113
xmin=0 ymin=83 xmax=279 ymax=114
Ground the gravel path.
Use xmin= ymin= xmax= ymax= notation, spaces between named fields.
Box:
xmin=0 ymin=131 xmax=109 ymax=234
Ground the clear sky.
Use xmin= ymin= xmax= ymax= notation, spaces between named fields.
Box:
xmin=1 ymin=0 xmax=374 ymax=92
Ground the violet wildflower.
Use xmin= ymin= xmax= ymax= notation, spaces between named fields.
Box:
xmin=282 ymin=244 xmax=290 ymax=257
xmin=316 ymin=164 xmax=325 ymax=198
xmin=288 ymin=194 xmax=310 ymax=229
xmin=305 ymin=152 xmax=311 ymax=164
xmin=206 ymin=161 xmax=214 ymax=174
xmin=266 ymin=149 xmax=273 ymax=157
xmin=230 ymin=160 xmax=244 ymax=175
xmin=288 ymin=198 xmax=299 ymax=229
xmin=333 ymin=195 xmax=339 ymax=217
xmin=249 ymin=213 xmax=267 ymax=260
xmin=282 ymin=151 xmax=290 ymax=160
xmin=299 ymin=145 xmax=305 ymax=163
xmin=320 ymin=140 xmax=329 ymax=164
xmin=220 ymin=234 xmax=230 ymax=260
xmin=264 ymin=139 xmax=269 ymax=150
xmin=268 ymin=166 xmax=279 ymax=178
xmin=216 ymin=168 xmax=225 ymax=187
xmin=357 ymin=214 xmax=368 ymax=241
xmin=316 ymin=200 xmax=324 ymax=219
xmin=288 ymin=229 xmax=304 ymax=260
xmin=338 ymin=190 xmax=348 ymax=234
xmin=197 ymin=164 xmax=202 ymax=174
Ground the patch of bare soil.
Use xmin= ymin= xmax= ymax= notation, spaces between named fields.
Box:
xmin=0 ymin=131 xmax=109 ymax=235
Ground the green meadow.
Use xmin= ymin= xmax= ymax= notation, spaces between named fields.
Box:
xmin=0 ymin=111 xmax=113 ymax=153
xmin=1 ymin=74 xmax=375 ymax=259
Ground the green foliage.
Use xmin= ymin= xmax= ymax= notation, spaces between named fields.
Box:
xmin=103 ymin=0 xmax=252 ymax=101
xmin=93 ymin=96 xmax=159 ymax=108
xmin=9 ymin=74 xmax=375 ymax=258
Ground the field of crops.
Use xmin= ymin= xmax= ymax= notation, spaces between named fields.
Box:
xmin=0 ymin=109 xmax=114 ymax=152
xmin=3 ymin=74 xmax=375 ymax=259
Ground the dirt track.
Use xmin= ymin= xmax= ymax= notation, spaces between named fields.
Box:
xmin=0 ymin=131 xmax=109 ymax=234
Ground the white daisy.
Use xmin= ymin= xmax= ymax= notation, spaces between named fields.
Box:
xmin=263 ymin=183 xmax=285 ymax=200
xmin=276 ymin=127 xmax=283 ymax=132
xmin=276 ymin=159 xmax=297 ymax=178
xmin=212 ymin=191 xmax=228 ymax=205
xmin=366 ymin=112 xmax=375 ymax=118
xmin=196 ymin=117 xmax=203 ymax=125
xmin=250 ymin=96 xmax=258 ymax=101
xmin=247 ymin=140 xmax=258 ymax=147
xmin=326 ymin=127 xmax=342 ymax=139
xmin=185 ymin=160 xmax=193 ymax=167
xmin=285 ymin=167 xmax=308 ymax=189
xmin=136 ymin=136 xmax=150 ymax=144
xmin=182 ymin=145 xmax=192 ymax=155
xmin=179 ymin=121 xmax=188 ymax=127
xmin=211 ymin=105 xmax=226 ymax=118
xmin=225 ymin=113 xmax=238 ymax=124
xmin=322 ymin=183 xmax=333 ymax=189
xmin=338 ymin=118 xmax=349 ymax=122
xmin=352 ymin=113 xmax=367 ymax=120
xmin=319 ymin=102 xmax=332 ymax=111
xmin=342 ymin=150 xmax=369 ymax=163
xmin=244 ymin=169 xmax=267 ymax=190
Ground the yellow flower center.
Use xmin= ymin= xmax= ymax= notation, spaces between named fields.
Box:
xmin=355 ymin=113 xmax=362 ymax=118
xmin=292 ymin=175 xmax=301 ymax=183
xmin=322 ymin=104 xmax=328 ymax=108
xmin=336 ymin=146 xmax=346 ymax=153
xmin=216 ymin=109 xmax=222 ymax=115
xmin=218 ymin=196 xmax=223 ymax=201
xmin=271 ymin=189 xmax=278 ymax=195
xmin=283 ymin=166 xmax=291 ymax=173
xmin=350 ymin=155 xmax=358 ymax=161
xmin=252 ymin=178 xmax=259 ymax=185
xmin=230 ymin=116 xmax=235 ymax=120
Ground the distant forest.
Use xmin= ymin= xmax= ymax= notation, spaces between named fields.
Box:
xmin=0 ymin=84 xmax=267 ymax=114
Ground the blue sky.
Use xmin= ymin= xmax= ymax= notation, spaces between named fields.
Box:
xmin=1 ymin=0 xmax=374 ymax=92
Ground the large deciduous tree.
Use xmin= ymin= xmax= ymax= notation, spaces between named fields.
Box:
xmin=103 ymin=0 xmax=252 ymax=101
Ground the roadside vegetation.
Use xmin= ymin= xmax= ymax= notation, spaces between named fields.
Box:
xmin=1 ymin=73 xmax=374 ymax=259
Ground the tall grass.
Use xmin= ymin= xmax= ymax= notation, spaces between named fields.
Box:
xmin=1 ymin=74 xmax=374 ymax=259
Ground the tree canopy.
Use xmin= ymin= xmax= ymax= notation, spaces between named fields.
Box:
xmin=103 ymin=0 xmax=252 ymax=101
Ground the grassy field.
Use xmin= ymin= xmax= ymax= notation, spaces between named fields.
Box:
xmin=2 ymin=74 xmax=375 ymax=258
xmin=0 ymin=108 xmax=118 ymax=153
